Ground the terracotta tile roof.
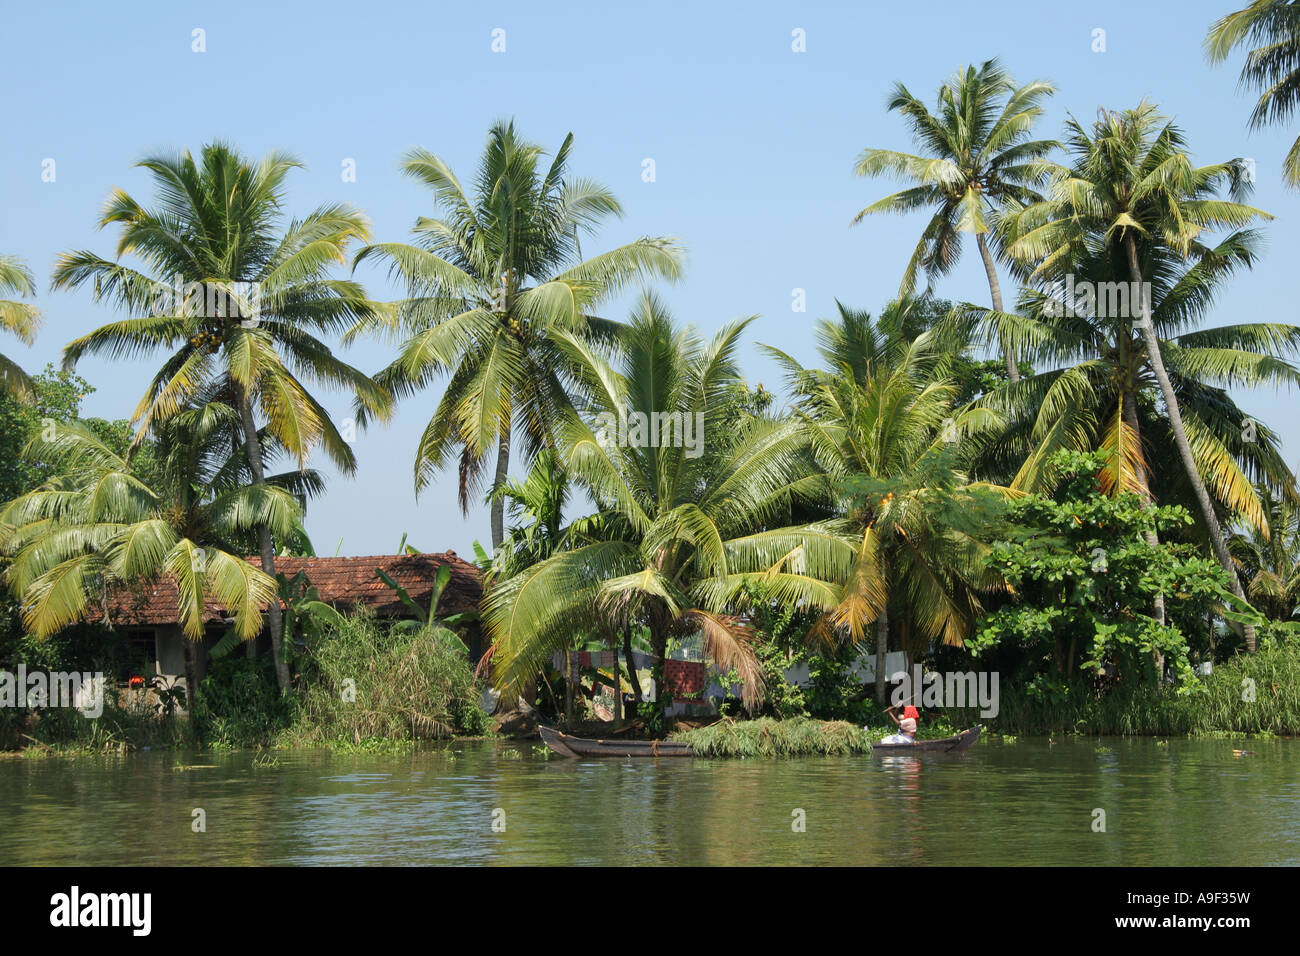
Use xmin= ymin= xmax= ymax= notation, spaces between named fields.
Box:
xmin=101 ymin=552 xmax=482 ymax=629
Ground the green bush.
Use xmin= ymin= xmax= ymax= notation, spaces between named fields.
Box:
xmin=190 ymin=654 xmax=293 ymax=749
xmin=1188 ymin=640 xmax=1300 ymax=734
xmin=719 ymin=583 xmax=871 ymax=723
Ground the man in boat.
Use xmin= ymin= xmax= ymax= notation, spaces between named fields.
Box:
xmin=891 ymin=704 xmax=920 ymax=727
xmin=879 ymin=716 xmax=917 ymax=745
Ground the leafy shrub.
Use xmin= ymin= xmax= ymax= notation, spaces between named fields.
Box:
xmin=190 ymin=654 xmax=293 ymax=749
xmin=937 ymin=639 xmax=1300 ymax=735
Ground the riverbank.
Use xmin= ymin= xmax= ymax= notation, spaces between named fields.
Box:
xmin=954 ymin=640 xmax=1300 ymax=737
xmin=4 ymin=638 xmax=1297 ymax=756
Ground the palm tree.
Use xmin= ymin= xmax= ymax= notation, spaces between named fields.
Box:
xmin=759 ymin=319 xmax=1007 ymax=702
xmin=1207 ymin=0 xmax=1300 ymax=186
xmin=853 ymin=59 xmax=1057 ymax=382
xmin=350 ymin=120 xmax=683 ymax=551
xmin=1004 ymin=103 xmax=1274 ymax=649
xmin=481 ymin=293 xmax=816 ymax=712
xmin=1230 ymin=488 xmax=1300 ymax=623
xmin=968 ymin=235 xmax=1300 ymax=534
xmin=0 ymin=403 xmax=311 ymax=643
xmin=52 ymin=143 xmax=388 ymax=691
xmin=0 ymin=256 xmax=41 ymax=399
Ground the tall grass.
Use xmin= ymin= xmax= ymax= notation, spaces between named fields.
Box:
xmin=1 ymin=696 xmax=191 ymax=753
xmin=670 ymin=717 xmax=873 ymax=757
xmin=1184 ymin=642 xmax=1300 ymax=735
xmin=280 ymin=612 xmax=489 ymax=748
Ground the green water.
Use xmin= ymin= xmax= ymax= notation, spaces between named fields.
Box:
xmin=1 ymin=737 xmax=1296 ymax=865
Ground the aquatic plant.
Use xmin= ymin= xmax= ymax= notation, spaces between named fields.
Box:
xmin=670 ymin=717 xmax=873 ymax=758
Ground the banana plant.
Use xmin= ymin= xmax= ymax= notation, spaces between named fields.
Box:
xmin=210 ymin=570 xmax=343 ymax=661
xmin=1220 ymin=593 xmax=1300 ymax=647
xmin=375 ymin=563 xmax=475 ymax=651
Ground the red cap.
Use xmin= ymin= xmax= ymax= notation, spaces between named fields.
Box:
xmin=903 ymin=706 xmax=920 ymax=720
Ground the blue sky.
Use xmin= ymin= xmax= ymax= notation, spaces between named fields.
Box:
xmin=2 ymin=0 xmax=1296 ymax=557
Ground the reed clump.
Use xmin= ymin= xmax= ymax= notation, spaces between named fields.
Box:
xmin=282 ymin=612 xmax=490 ymax=748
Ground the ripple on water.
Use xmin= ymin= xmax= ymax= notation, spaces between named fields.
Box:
xmin=0 ymin=738 xmax=1297 ymax=865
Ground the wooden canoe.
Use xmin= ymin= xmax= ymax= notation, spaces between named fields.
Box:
xmin=539 ymin=725 xmax=694 ymax=758
xmin=873 ymin=726 xmax=982 ymax=753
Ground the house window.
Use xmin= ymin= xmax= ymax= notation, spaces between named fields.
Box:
xmin=124 ymin=629 xmax=156 ymax=679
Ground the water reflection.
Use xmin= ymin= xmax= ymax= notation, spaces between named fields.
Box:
xmin=0 ymin=737 xmax=1296 ymax=865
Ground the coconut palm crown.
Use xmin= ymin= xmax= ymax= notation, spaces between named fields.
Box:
xmin=1207 ymin=0 xmax=1300 ymax=186
xmin=349 ymin=120 xmax=684 ymax=550
xmin=51 ymin=142 xmax=387 ymax=690
xmin=853 ymin=59 xmax=1057 ymax=381
xmin=0 ymin=401 xmax=314 ymax=642
xmin=481 ymin=293 xmax=818 ymax=711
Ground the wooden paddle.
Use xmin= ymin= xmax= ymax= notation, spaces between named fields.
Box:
xmin=883 ymin=693 xmax=917 ymax=714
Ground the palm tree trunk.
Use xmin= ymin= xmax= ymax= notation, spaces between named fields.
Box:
xmin=623 ymin=624 xmax=641 ymax=706
xmin=1124 ymin=235 xmax=1256 ymax=652
xmin=183 ymin=635 xmax=198 ymax=713
xmin=235 ymin=386 xmax=290 ymax=693
xmin=874 ymin=606 xmax=889 ymax=705
xmin=611 ymin=633 xmax=623 ymax=725
xmin=1121 ymin=394 xmax=1166 ymax=627
xmin=563 ymin=648 xmax=574 ymax=725
xmin=976 ymin=232 xmax=1020 ymax=383
xmin=490 ymin=424 xmax=511 ymax=551
xmin=649 ymin=625 xmax=668 ymax=719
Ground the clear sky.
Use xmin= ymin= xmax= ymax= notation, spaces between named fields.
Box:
xmin=2 ymin=0 xmax=1296 ymax=557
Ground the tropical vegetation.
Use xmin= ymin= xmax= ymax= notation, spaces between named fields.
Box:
xmin=853 ymin=59 xmax=1057 ymax=380
xmin=1207 ymin=0 xmax=1300 ymax=186
xmin=0 ymin=255 xmax=41 ymax=400
xmin=3 ymin=20 xmax=1300 ymax=751
xmin=346 ymin=120 xmax=682 ymax=551
xmin=50 ymin=143 xmax=388 ymax=693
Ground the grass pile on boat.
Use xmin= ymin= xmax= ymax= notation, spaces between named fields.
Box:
xmin=669 ymin=718 xmax=873 ymax=757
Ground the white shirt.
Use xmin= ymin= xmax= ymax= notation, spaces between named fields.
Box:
xmin=879 ymin=732 xmax=916 ymax=744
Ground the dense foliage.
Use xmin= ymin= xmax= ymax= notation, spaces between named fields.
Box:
xmin=969 ymin=452 xmax=1230 ymax=700
xmin=4 ymin=37 xmax=1300 ymax=748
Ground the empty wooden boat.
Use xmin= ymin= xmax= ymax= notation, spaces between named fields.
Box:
xmin=539 ymin=725 xmax=694 ymax=758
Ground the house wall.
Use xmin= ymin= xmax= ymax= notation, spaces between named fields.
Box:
xmin=153 ymin=625 xmax=213 ymax=706
xmin=154 ymin=625 xmax=188 ymax=681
